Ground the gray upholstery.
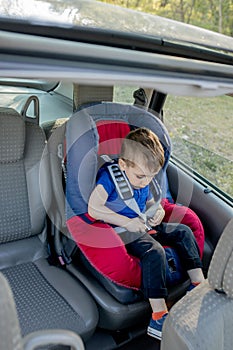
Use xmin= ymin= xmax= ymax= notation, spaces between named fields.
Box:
xmin=0 ymin=109 xmax=47 ymax=243
xmin=0 ymin=271 xmax=22 ymax=350
xmin=43 ymin=119 xmax=68 ymax=233
xmin=73 ymin=84 xmax=113 ymax=110
xmin=3 ymin=261 xmax=88 ymax=336
xmin=0 ymin=271 xmax=85 ymax=350
xmin=161 ymin=218 xmax=233 ymax=350
xmin=0 ymin=107 xmax=25 ymax=162
xmin=208 ymin=218 xmax=233 ymax=296
xmin=0 ymin=108 xmax=98 ymax=342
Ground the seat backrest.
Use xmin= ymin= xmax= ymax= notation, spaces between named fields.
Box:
xmin=208 ymin=218 xmax=233 ymax=296
xmin=161 ymin=218 xmax=233 ymax=350
xmin=0 ymin=107 xmax=50 ymax=269
xmin=0 ymin=109 xmax=88 ymax=349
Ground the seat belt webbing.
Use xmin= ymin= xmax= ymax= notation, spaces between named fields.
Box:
xmin=105 ymin=159 xmax=162 ymax=231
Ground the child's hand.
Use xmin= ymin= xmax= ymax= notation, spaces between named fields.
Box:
xmin=147 ymin=204 xmax=165 ymax=227
xmin=123 ymin=217 xmax=147 ymax=233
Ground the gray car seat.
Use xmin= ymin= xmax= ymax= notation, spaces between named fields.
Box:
xmin=0 ymin=107 xmax=98 ymax=342
xmin=161 ymin=218 xmax=233 ymax=350
xmin=0 ymin=271 xmax=85 ymax=350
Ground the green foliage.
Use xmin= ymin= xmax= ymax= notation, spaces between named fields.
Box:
xmin=99 ymin=0 xmax=233 ymax=36
xmin=114 ymin=85 xmax=233 ymax=197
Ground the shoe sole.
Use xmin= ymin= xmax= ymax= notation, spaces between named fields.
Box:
xmin=147 ymin=326 xmax=162 ymax=340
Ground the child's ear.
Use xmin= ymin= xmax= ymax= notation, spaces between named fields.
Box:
xmin=118 ymin=158 xmax=126 ymax=171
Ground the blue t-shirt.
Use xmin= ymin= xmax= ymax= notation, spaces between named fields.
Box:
xmin=96 ymin=163 xmax=152 ymax=218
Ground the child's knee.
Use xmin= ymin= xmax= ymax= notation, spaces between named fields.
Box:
xmin=178 ymin=224 xmax=193 ymax=238
xmin=149 ymin=244 xmax=166 ymax=263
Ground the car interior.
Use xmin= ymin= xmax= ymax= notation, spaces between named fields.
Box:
xmin=0 ymin=77 xmax=232 ymax=350
xmin=1 ymin=0 xmax=233 ymax=347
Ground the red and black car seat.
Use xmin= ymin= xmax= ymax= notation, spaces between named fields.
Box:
xmin=65 ymin=102 xmax=203 ymax=303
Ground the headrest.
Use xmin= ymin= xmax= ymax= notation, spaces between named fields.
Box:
xmin=77 ymin=102 xmax=171 ymax=168
xmin=73 ymin=85 xmax=113 ymax=110
xmin=208 ymin=218 xmax=233 ymax=298
xmin=96 ymin=120 xmax=130 ymax=155
xmin=0 ymin=107 xmax=25 ymax=163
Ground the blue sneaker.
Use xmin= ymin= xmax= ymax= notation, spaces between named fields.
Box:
xmin=186 ymin=282 xmax=199 ymax=293
xmin=147 ymin=313 xmax=168 ymax=340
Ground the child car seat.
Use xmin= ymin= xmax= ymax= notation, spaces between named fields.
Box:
xmin=65 ymin=102 xmax=187 ymax=302
xmin=45 ymin=102 xmax=204 ymax=331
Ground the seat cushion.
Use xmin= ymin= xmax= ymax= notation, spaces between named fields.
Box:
xmin=0 ymin=272 xmax=22 ymax=350
xmin=67 ymin=260 xmax=151 ymax=331
xmin=2 ymin=258 xmax=98 ymax=341
xmin=67 ymin=215 xmax=142 ymax=290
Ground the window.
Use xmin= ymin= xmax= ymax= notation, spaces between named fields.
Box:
xmin=113 ymin=85 xmax=139 ymax=104
xmin=163 ymin=95 xmax=233 ymax=197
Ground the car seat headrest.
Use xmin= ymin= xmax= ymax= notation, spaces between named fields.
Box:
xmin=208 ymin=218 xmax=233 ymax=298
xmin=73 ymin=85 xmax=113 ymax=110
xmin=0 ymin=107 xmax=25 ymax=163
xmin=77 ymin=102 xmax=171 ymax=168
xmin=97 ymin=120 xmax=131 ymax=156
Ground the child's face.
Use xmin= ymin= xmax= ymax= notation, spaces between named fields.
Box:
xmin=119 ymin=158 xmax=159 ymax=189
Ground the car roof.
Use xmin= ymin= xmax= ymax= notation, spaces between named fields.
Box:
xmin=0 ymin=0 xmax=233 ymax=61
xmin=1 ymin=0 xmax=233 ymax=98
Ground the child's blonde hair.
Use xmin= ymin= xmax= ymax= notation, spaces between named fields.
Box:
xmin=120 ymin=127 xmax=165 ymax=173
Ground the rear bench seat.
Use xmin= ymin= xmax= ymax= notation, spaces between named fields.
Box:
xmin=0 ymin=107 xmax=98 ymax=341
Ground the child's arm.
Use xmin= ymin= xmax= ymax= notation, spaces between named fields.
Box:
xmin=146 ymin=198 xmax=165 ymax=227
xmin=88 ymin=184 xmax=146 ymax=232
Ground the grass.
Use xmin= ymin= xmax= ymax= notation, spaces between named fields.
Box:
xmin=114 ymin=87 xmax=233 ymax=198
xmin=164 ymin=95 xmax=233 ymax=197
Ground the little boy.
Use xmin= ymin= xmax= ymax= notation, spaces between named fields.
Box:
xmin=88 ymin=127 xmax=204 ymax=340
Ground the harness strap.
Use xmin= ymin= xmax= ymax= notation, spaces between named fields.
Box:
xmin=103 ymin=156 xmax=162 ymax=231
